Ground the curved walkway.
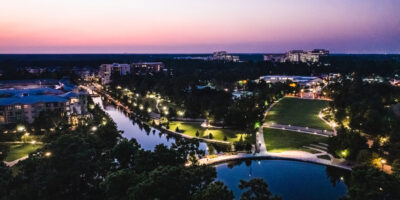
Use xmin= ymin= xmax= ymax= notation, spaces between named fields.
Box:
xmin=196 ymin=97 xmax=352 ymax=171
xmin=262 ymin=123 xmax=334 ymax=137
xmin=196 ymin=152 xmax=351 ymax=170
xmin=4 ymin=155 xmax=28 ymax=167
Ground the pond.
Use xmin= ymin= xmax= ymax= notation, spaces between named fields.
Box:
xmin=216 ymin=159 xmax=349 ymax=200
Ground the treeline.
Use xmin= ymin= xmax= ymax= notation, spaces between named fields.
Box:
xmin=323 ymin=77 xmax=400 ymax=199
xmin=1 ymin=54 xmax=400 ymax=80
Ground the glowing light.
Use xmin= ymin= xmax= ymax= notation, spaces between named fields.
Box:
xmin=341 ymin=149 xmax=348 ymax=158
xmin=17 ymin=125 xmax=25 ymax=132
xmin=147 ymin=108 xmax=152 ymax=113
xmin=31 ymin=140 xmax=36 ymax=145
xmin=139 ymin=105 xmax=144 ymax=110
xmin=45 ymin=152 xmax=52 ymax=157
xmin=91 ymin=126 xmax=97 ymax=131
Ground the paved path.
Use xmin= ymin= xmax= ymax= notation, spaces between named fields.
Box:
xmin=255 ymin=99 xmax=281 ymax=154
xmin=195 ymin=96 xmax=352 ymax=171
xmin=196 ymin=151 xmax=351 ymax=170
xmin=263 ymin=123 xmax=334 ymax=137
xmin=4 ymin=155 xmax=28 ymax=167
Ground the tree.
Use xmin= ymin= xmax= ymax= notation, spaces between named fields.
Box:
xmin=101 ymin=169 xmax=139 ymax=200
xmin=328 ymin=129 xmax=368 ymax=160
xmin=393 ymin=159 xmax=400 ymax=180
xmin=0 ymin=143 xmax=9 ymax=161
xmin=175 ymin=126 xmax=180 ymax=132
xmin=209 ymin=133 xmax=213 ymax=139
xmin=111 ymin=138 xmax=141 ymax=169
xmin=195 ymin=130 xmax=200 ymax=137
xmin=0 ymin=162 xmax=12 ymax=197
xmin=7 ymin=135 xmax=105 ymax=200
xmin=193 ymin=181 xmax=234 ymax=200
xmin=344 ymin=165 xmax=400 ymax=200
xmin=239 ymin=178 xmax=281 ymax=200
xmin=356 ymin=149 xmax=373 ymax=164
xmin=223 ymin=135 xmax=228 ymax=141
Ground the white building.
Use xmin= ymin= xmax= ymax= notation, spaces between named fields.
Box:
xmin=99 ymin=63 xmax=131 ymax=84
xmin=210 ymin=51 xmax=240 ymax=62
xmin=264 ymin=49 xmax=329 ymax=63
xmin=258 ymin=75 xmax=323 ymax=86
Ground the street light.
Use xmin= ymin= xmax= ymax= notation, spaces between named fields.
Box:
xmin=17 ymin=125 xmax=25 ymax=132
xmin=45 ymin=152 xmax=52 ymax=157
xmin=381 ymin=159 xmax=386 ymax=170
xmin=91 ymin=126 xmax=97 ymax=132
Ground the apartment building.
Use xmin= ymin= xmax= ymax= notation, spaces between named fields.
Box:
xmin=99 ymin=63 xmax=131 ymax=84
xmin=0 ymin=80 xmax=88 ymax=125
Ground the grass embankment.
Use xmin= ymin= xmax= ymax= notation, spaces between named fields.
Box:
xmin=169 ymin=121 xmax=251 ymax=143
xmin=265 ymin=97 xmax=331 ymax=130
xmin=263 ymin=128 xmax=327 ymax=153
xmin=5 ymin=143 xmax=43 ymax=162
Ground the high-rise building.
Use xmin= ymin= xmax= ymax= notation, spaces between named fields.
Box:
xmin=99 ymin=63 xmax=131 ymax=84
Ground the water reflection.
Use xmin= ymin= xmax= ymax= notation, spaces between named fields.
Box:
xmin=93 ymin=97 xmax=210 ymax=152
xmin=216 ymin=159 xmax=349 ymax=200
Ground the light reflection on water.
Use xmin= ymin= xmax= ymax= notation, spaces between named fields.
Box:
xmin=93 ymin=97 xmax=208 ymax=151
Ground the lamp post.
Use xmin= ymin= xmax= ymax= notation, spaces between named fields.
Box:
xmin=381 ymin=159 xmax=386 ymax=170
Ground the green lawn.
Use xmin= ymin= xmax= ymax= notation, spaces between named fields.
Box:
xmin=5 ymin=144 xmax=43 ymax=162
xmin=265 ymin=97 xmax=331 ymax=130
xmin=169 ymin=121 xmax=251 ymax=143
xmin=263 ymin=128 xmax=327 ymax=153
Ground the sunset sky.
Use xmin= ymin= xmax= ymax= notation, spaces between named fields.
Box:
xmin=1 ymin=0 xmax=399 ymax=53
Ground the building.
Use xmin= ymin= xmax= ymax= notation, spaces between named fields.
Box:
xmin=264 ymin=49 xmax=329 ymax=63
xmin=286 ymin=49 xmax=329 ymax=63
xmin=210 ymin=51 xmax=240 ymax=62
xmin=131 ymin=62 xmax=165 ymax=74
xmin=99 ymin=63 xmax=131 ymax=84
xmin=263 ymin=54 xmax=285 ymax=62
xmin=258 ymin=75 xmax=323 ymax=86
xmin=0 ymin=79 xmax=88 ymax=125
xmin=25 ymin=67 xmax=47 ymax=74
